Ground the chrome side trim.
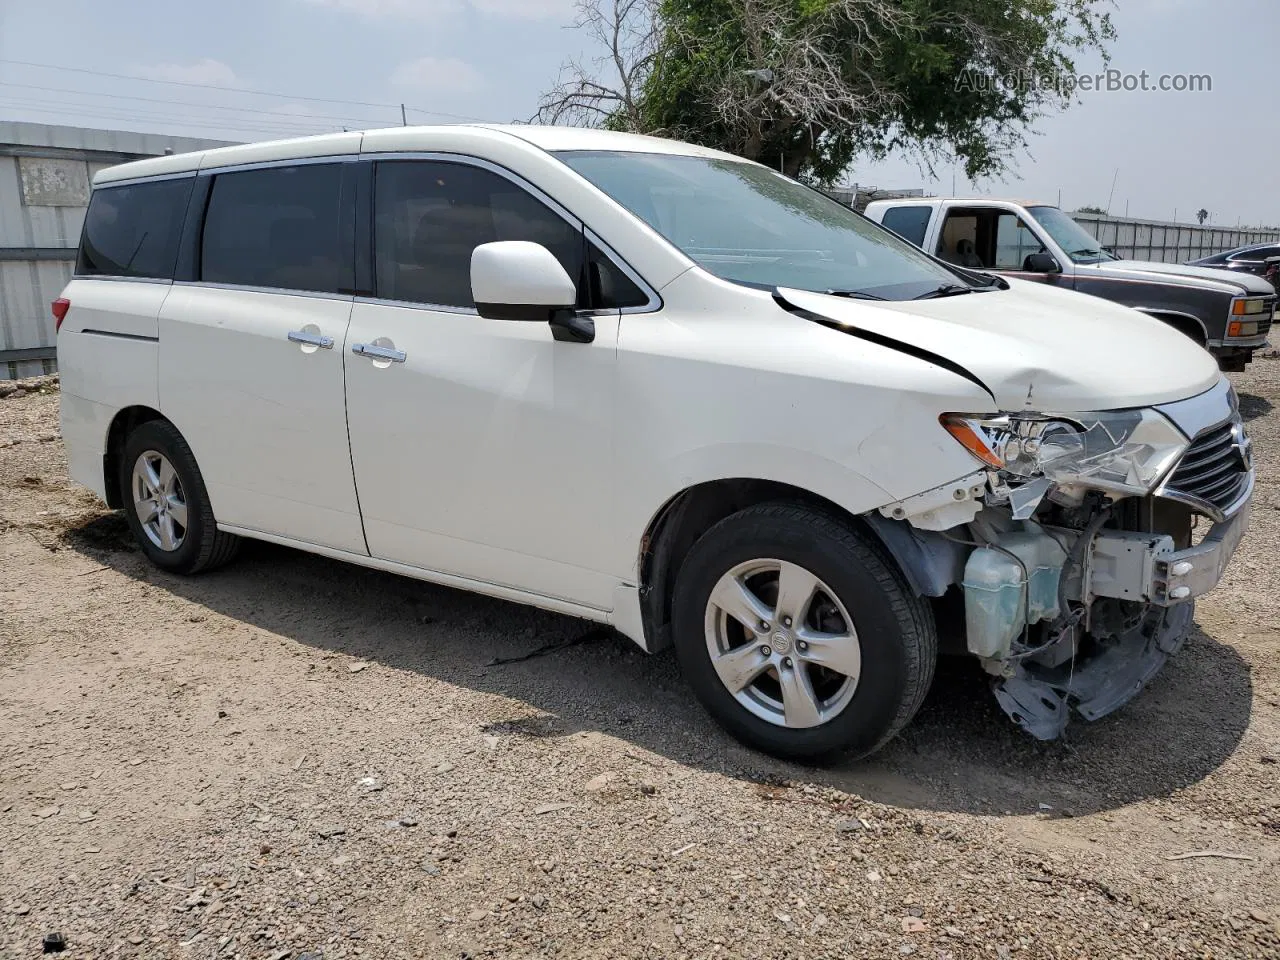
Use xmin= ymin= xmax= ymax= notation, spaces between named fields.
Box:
xmin=198 ymin=153 xmax=361 ymax=176
xmin=172 ymin=280 xmax=354 ymax=303
xmin=70 ymin=274 xmax=173 ymax=285
xmin=354 ymin=296 xmax=479 ymax=316
xmin=87 ymin=171 xmax=198 ymax=189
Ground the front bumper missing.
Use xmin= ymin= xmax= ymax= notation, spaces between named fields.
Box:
xmin=992 ymin=501 xmax=1250 ymax=741
xmin=993 ymin=603 xmax=1193 ymax=741
xmin=1090 ymin=502 xmax=1251 ymax=605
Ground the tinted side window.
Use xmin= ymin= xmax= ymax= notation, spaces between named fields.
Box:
xmin=1229 ymin=247 xmax=1277 ymax=263
xmin=201 ymin=164 xmax=347 ymax=294
xmin=77 ymin=177 xmax=193 ymax=279
xmin=375 ymin=160 xmax=583 ymax=309
xmin=586 ymin=242 xmax=649 ymax=310
xmin=879 ymin=206 xmax=931 ymax=247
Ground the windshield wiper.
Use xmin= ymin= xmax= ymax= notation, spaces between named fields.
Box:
xmin=913 ymin=283 xmax=977 ymax=300
xmin=823 ymin=288 xmax=888 ymax=300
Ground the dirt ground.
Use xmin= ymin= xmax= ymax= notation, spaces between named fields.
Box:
xmin=1 ymin=366 xmax=1278 ymax=960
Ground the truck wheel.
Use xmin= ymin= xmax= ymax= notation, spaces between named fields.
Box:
xmin=670 ymin=502 xmax=936 ymax=761
xmin=119 ymin=420 xmax=240 ymax=574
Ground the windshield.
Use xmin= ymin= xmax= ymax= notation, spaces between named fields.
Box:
xmin=1027 ymin=206 xmax=1118 ymax=264
xmin=556 ymin=150 xmax=970 ymax=300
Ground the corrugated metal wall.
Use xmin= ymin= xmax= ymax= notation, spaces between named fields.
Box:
xmin=0 ymin=123 xmax=232 ymax=380
xmin=1070 ymin=214 xmax=1280 ymax=264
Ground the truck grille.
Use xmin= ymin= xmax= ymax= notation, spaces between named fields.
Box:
xmin=1160 ymin=414 xmax=1252 ymax=521
xmin=1258 ymin=296 xmax=1276 ymax=338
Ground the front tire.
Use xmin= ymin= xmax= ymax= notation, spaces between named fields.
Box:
xmin=671 ymin=502 xmax=936 ymax=761
xmin=119 ymin=420 xmax=240 ymax=574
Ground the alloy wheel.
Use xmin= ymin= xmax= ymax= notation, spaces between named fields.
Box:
xmin=131 ymin=450 xmax=189 ymax=552
xmin=703 ymin=558 xmax=862 ymax=728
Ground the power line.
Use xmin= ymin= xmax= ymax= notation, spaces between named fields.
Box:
xmin=0 ymin=80 xmax=398 ymax=126
xmin=0 ymin=58 xmax=484 ymax=121
xmin=0 ymin=99 xmax=333 ymax=138
xmin=0 ymin=92 xmax=329 ymax=131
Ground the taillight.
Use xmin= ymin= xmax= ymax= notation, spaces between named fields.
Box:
xmin=52 ymin=298 xmax=70 ymax=333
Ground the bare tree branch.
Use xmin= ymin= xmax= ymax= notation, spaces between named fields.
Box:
xmin=534 ymin=0 xmax=660 ymax=129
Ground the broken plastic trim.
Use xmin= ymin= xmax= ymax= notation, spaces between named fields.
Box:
xmin=772 ymin=290 xmax=996 ymax=403
xmin=992 ymin=602 xmax=1192 ymax=740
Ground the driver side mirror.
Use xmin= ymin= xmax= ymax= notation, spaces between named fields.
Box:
xmin=1024 ymin=252 xmax=1062 ymax=274
xmin=471 ymin=241 xmax=594 ymax=343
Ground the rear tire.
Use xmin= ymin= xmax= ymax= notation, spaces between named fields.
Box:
xmin=119 ymin=420 xmax=240 ymax=574
xmin=671 ymin=502 xmax=936 ymax=761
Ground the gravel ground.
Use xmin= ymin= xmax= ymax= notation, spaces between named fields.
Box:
xmin=1 ymin=367 xmax=1278 ymax=959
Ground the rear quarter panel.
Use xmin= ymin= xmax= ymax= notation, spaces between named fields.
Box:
xmin=57 ymin=278 xmax=166 ymax=500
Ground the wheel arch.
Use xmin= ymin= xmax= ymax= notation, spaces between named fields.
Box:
xmin=636 ymin=478 xmax=906 ymax=652
xmin=102 ymin=405 xmax=169 ymax=509
xmin=1134 ymin=308 xmax=1209 ymax=345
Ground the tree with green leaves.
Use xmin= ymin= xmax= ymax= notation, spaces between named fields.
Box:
xmin=537 ymin=0 xmax=1115 ymax=185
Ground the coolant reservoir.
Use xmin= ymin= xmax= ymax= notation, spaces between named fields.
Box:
xmin=963 ymin=527 xmax=1068 ymax=660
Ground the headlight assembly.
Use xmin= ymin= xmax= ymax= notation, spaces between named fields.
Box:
xmin=942 ymin=408 xmax=1190 ymax=497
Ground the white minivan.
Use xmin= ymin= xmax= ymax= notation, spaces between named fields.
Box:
xmin=57 ymin=125 xmax=1252 ymax=759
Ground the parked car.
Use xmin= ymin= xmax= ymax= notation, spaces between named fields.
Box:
xmin=865 ymin=198 xmax=1278 ymax=372
xmin=1189 ymin=240 xmax=1280 ymax=292
xmin=57 ymin=127 xmax=1253 ymax=759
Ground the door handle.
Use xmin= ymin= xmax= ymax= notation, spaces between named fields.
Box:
xmin=352 ymin=342 xmax=407 ymax=363
xmin=287 ymin=330 xmax=334 ymax=349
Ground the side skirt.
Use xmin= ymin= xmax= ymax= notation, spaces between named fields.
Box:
xmin=216 ymin=523 xmax=615 ymax=627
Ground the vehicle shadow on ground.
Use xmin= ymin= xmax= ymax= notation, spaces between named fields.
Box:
xmin=1238 ymin=391 xmax=1273 ymax=422
xmin=65 ymin=517 xmax=1253 ymax=819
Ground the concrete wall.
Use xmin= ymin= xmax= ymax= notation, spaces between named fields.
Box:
xmin=1069 ymin=213 xmax=1280 ymax=265
xmin=0 ymin=123 xmax=233 ymax=380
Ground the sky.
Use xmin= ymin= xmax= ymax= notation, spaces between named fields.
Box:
xmin=0 ymin=0 xmax=1274 ymax=227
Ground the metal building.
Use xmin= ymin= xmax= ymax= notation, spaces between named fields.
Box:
xmin=0 ymin=123 xmax=232 ymax=380
xmin=1068 ymin=212 xmax=1280 ymax=265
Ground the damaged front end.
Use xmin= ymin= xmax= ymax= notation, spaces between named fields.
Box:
xmin=869 ymin=377 xmax=1253 ymax=740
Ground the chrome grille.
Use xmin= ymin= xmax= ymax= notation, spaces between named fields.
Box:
xmin=1160 ymin=414 xmax=1252 ymax=520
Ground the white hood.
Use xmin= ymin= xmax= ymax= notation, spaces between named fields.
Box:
xmin=778 ymin=278 xmax=1221 ymax=412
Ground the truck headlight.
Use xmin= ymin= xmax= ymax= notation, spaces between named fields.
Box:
xmin=942 ymin=408 xmax=1189 ymax=496
xmin=1231 ymin=298 xmax=1268 ymax=316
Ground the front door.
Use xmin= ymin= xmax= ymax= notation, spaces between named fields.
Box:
xmin=158 ymin=161 xmax=367 ymax=554
xmin=343 ymin=158 xmax=621 ymax=610
xmin=935 ymin=206 xmax=1073 ymax=287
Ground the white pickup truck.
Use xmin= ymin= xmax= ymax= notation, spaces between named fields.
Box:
xmin=864 ymin=198 xmax=1277 ymax=372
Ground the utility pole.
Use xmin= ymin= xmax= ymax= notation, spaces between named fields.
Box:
xmin=401 ymin=104 xmax=408 ymax=126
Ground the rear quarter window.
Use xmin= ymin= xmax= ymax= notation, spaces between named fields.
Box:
xmin=879 ymin=206 xmax=932 ymax=247
xmin=77 ymin=177 xmax=194 ymax=280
